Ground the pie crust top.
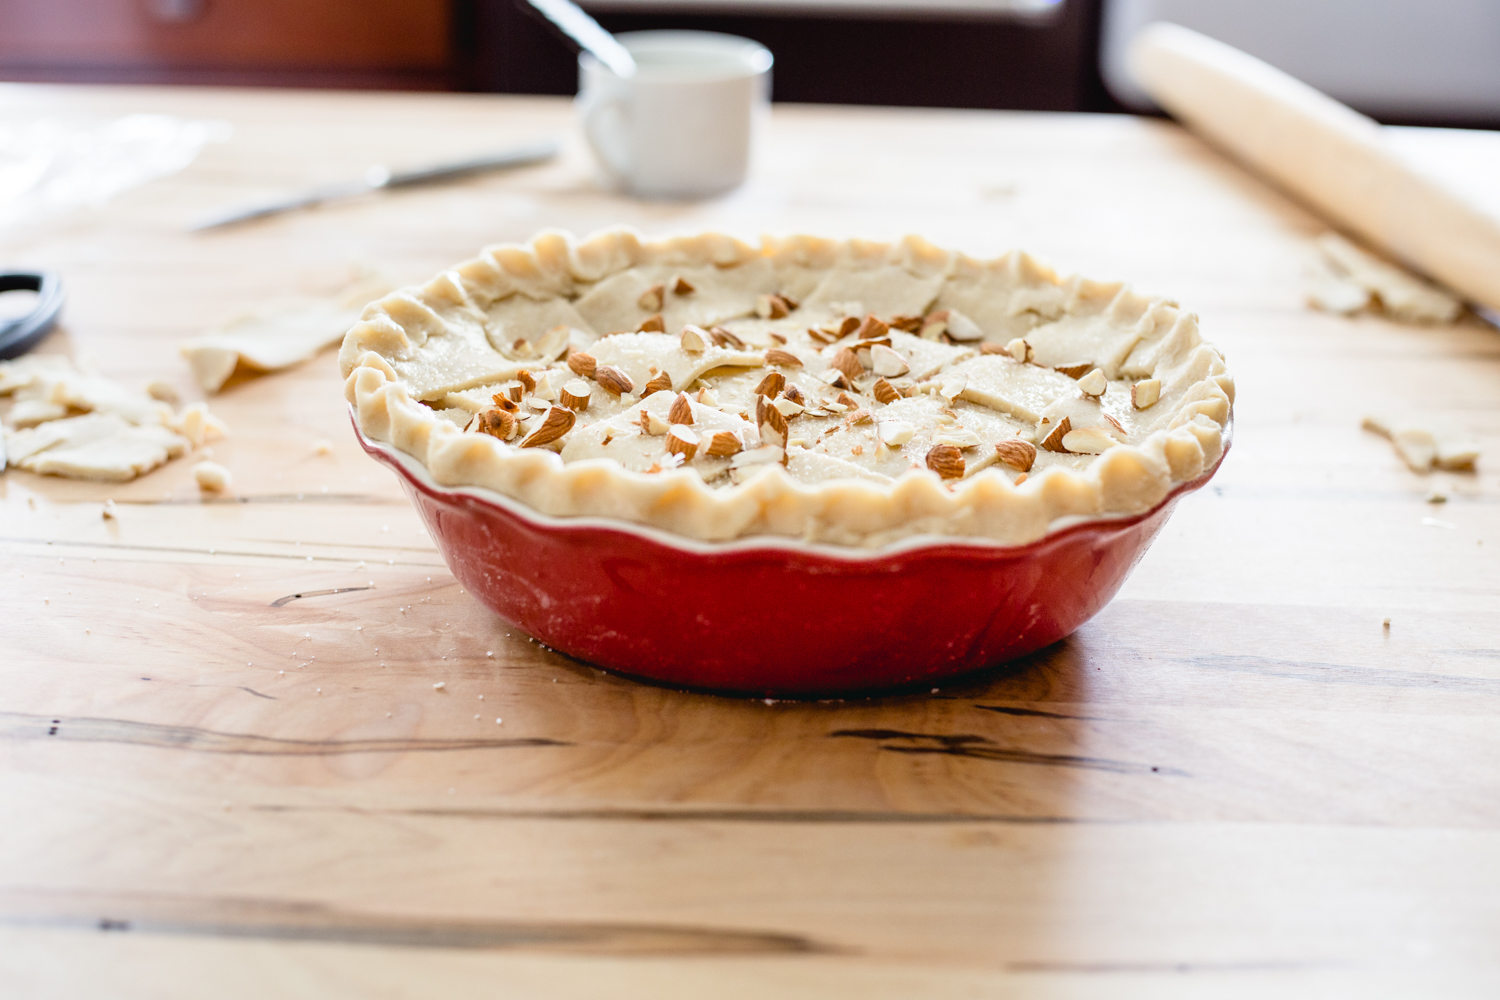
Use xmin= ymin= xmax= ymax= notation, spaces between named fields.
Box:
xmin=341 ymin=230 xmax=1233 ymax=548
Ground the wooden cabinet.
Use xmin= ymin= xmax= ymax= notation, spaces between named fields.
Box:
xmin=0 ymin=0 xmax=453 ymax=90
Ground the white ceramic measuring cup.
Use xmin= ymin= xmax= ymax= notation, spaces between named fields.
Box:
xmin=577 ymin=31 xmax=773 ymax=199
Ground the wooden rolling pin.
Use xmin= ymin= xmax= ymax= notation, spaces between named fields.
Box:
xmin=1130 ymin=22 xmax=1500 ymax=315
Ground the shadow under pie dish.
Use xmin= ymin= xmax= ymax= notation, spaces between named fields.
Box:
xmin=342 ymin=230 xmax=1234 ymax=696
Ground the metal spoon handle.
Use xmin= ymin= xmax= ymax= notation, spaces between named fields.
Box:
xmin=520 ymin=0 xmax=637 ymax=77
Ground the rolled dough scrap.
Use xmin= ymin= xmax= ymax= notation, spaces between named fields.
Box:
xmin=1 ymin=355 xmax=224 ymax=481
xmin=1305 ymin=260 xmax=1371 ymax=316
xmin=7 ymin=413 xmax=189 ymax=481
xmin=182 ymin=274 xmax=390 ymax=392
xmin=1362 ymin=412 xmax=1480 ymax=472
xmin=1315 ymin=233 xmax=1461 ymax=324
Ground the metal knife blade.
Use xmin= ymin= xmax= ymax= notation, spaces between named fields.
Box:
xmin=189 ymin=137 xmax=560 ymax=233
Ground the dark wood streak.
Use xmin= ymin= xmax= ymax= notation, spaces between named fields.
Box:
xmin=974 ymin=704 xmax=1103 ymax=721
xmin=0 ymin=891 xmax=831 ymax=956
xmin=113 ymin=494 xmax=403 ymax=506
xmin=1182 ymin=655 xmax=1500 ymax=694
xmin=236 ymin=686 xmax=277 ymax=701
xmin=0 ymin=712 xmax=570 ymax=756
xmin=251 ymin=804 xmax=1104 ymax=825
xmin=270 ymin=586 xmax=375 ymax=607
xmin=1439 ymin=649 xmax=1500 ymax=661
xmin=829 ymin=729 xmax=1186 ymax=776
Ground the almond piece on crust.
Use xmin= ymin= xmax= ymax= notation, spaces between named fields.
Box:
xmin=641 ymin=371 xmax=673 ymax=397
xmin=567 ymin=350 xmax=597 ymax=378
xmin=520 ymin=406 xmax=575 ymax=448
xmin=1039 ymin=415 xmax=1072 ymax=453
xmin=559 ymin=380 xmax=592 ymax=412
xmin=665 ymin=424 xmax=699 ymax=460
xmin=638 ymin=284 xmax=665 ymax=312
xmin=595 ymin=365 xmax=634 ymax=396
xmin=993 ymin=438 xmax=1036 ymax=472
xmin=926 ymin=443 xmax=965 ymax=479
xmin=1131 ymin=378 xmax=1161 ymax=409
xmin=704 ymin=430 xmax=743 ymax=457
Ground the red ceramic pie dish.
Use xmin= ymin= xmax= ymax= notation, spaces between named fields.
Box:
xmin=358 ymin=415 xmax=1230 ymax=698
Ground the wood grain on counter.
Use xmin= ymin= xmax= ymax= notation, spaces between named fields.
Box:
xmin=1 ymin=87 xmax=1498 ymax=999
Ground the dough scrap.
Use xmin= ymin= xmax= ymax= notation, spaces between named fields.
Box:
xmin=182 ymin=273 xmax=391 ymax=392
xmin=1314 ymin=233 xmax=1462 ymax=324
xmin=1 ymin=355 xmax=224 ymax=482
xmin=1362 ymin=412 xmax=1480 ymax=472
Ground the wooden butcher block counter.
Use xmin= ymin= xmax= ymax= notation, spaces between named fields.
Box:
xmin=1 ymin=85 xmax=1498 ymax=998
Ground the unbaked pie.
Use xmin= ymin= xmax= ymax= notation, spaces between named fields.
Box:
xmin=341 ymin=230 xmax=1233 ymax=547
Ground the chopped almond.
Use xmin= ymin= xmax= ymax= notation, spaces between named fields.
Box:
xmin=680 ymin=325 xmax=710 ymax=352
xmin=753 ymin=371 xmax=787 ymax=397
xmin=1077 ymin=368 xmax=1107 ymax=397
xmin=519 ymin=406 xmax=575 ymax=448
xmin=559 ymin=380 xmax=592 ymax=412
xmin=1039 ymin=416 xmax=1072 ymax=452
xmin=567 ymin=350 xmax=597 ymax=378
xmin=872 ymin=378 xmax=901 ymax=404
xmin=765 ymin=348 xmax=803 ymax=368
xmin=870 ymin=344 xmax=909 ymax=377
xmin=472 ymin=408 xmax=518 ymax=440
xmin=920 ymin=311 xmax=949 ymax=340
xmin=993 ymin=438 xmax=1036 ymax=471
xmin=879 ymin=420 xmax=915 ymax=446
xmin=704 ymin=430 xmax=742 ymax=457
xmin=641 ymin=371 xmax=673 ymax=397
xmin=943 ymin=310 xmax=983 ymax=341
xmin=708 ymin=326 xmax=746 ymax=349
xmin=855 ymin=315 xmax=889 ymax=341
xmin=639 ymin=409 xmax=670 ymax=435
xmin=756 ymin=293 xmax=793 ymax=319
xmin=638 ymin=284 xmax=665 ymax=311
xmin=756 ymin=395 xmax=789 ymax=447
xmin=668 ymin=392 xmax=694 ymax=425
xmin=829 ymin=348 xmax=864 ymax=380
xmin=1131 ymin=378 xmax=1161 ymax=409
xmin=665 ymin=424 xmax=700 ymax=460
xmin=594 ymin=365 xmax=635 ymax=395
xmin=671 ymin=276 xmax=695 ymax=295
xmin=926 ymin=444 xmax=965 ymax=479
